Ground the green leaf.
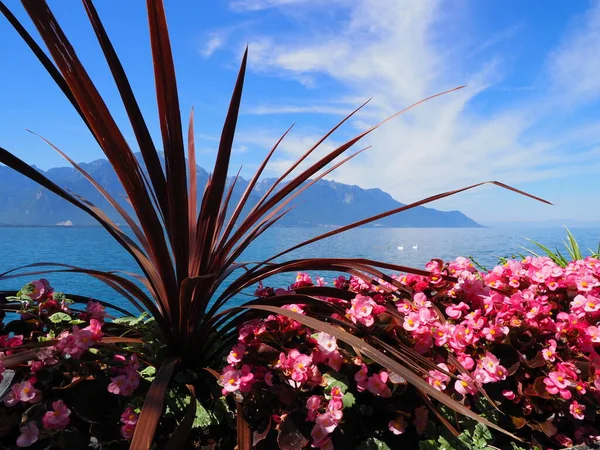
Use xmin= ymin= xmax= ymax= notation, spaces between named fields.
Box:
xmin=342 ymin=392 xmax=355 ymax=409
xmin=69 ymin=319 xmax=85 ymax=325
xmin=322 ymin=372 xmax=349 ymax=393
xmin=140 ymin=366 xmax=156 ymax=382
xmin=112 ymin=312 xmax=149 ymax=326
xmin=356 ymin=437 xmax=392 ymax=450
xmin=192 ymin=399 xmax=214 ymax=429
xmin=49 ymin=312 xmax=72 ymax=323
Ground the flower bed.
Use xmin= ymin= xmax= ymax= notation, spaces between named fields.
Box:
xmin=220 ymin=257 xmax=600 ymax=449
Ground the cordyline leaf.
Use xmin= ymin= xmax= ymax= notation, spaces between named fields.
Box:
xmin=244 ymin=305 xmax=521 ymax=441
xmin=82 ymin=0 xmax=168 ymax=219
xmin=131 ymin=357 xmax=179 ymax=449
xmin=237 ymin=403 xmax=253 ymax=450
xmin=146 ymin=0 xmax=189 ymax=286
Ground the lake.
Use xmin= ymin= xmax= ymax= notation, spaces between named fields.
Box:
xmin=1 ymin=226 xmax=599 ymax=314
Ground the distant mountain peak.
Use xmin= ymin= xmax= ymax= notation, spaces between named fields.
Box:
xmin=0 ymin=158 xmax=481 ymax=228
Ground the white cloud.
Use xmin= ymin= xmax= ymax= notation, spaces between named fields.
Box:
xmin=230 ymin=0 xmax=311 ymax=12
xmin=229 ymin=0 xmax=600 ymax=221
xmin=201 ymin=33 xmax=225 ymax=57
xmin=244 ymin=104 xmax=359 ymax=115
xmin=549 ymin=1 xmax=600 ymax=103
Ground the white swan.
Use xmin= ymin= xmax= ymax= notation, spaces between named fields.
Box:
xmin=397 ymin=245 xmax=404 ymax=251
xmin=412 ymin=244 xmax=418 ymax=250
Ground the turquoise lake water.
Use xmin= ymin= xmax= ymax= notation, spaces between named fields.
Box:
xmin=1 ymin=226 xmax=599 ymax=314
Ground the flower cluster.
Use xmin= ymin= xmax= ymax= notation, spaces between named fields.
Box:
xmin=221 ymin=258 xmax=600 ymax=449
xmin=0 ymin=280 xmax=147 ymax=448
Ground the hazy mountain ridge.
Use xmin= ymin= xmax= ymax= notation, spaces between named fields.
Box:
xmin=0 ymin=157 xmax=481 ymax=228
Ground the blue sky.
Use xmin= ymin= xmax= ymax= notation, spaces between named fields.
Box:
xmin=1 ymin=0 xmax=600 ymax=224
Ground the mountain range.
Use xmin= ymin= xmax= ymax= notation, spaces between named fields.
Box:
xmin=0 ymin=156 xmax=481 ymax=228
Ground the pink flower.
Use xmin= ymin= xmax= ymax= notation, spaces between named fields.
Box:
xmin=291 ymin=272 xmax=313 ymax=289
xmin=403 ymin=311 xmax=421 ymax=331
xmin=306 ymin=395 xmax=323 ymax=421
xmin=30 ymin=279 xmax=53 ymax=301
xmin=587 ymin=326 xmax=600 ymax=343
xmin=502 ymin=390 xmax=516 ymax=400
xmin=542 ymin=339 xmax=557 ymax=362
xmin=389 ymin=415 xmax=407 ymax=435
xmin=414 ymin=406 xmax=429 ymax=435
xmin=316 ymin=333 xmax=337 ymax=354
xmin=355 ymin=363 xmax=369 ymax=392
xmin=83 ymin=319 xmax=103 ymax=341
xmin=315 ymin=412 xmax=339 ymax=434
xmin=570 ymin=400 xmax=586 ymax=420
xmin=474 ymin=352 xmax=508 ymax=384
xmin=427 ymin=363 xmax=451 ymax=391
xmin=84 ymin=301 xmax=107 ymax=321
xmin=366 ymin=371 xmax=392 ymax=397
xmin=348 ymin=295 xmax=377 ymax=327
xmin=227 ymin=344 xmax=246 ymax=365
xmin=120 ymin=407 xmax=139 ymax=439
xmin=17 ymin=381 xmax=41 ymax=404
xmin=455 ymin=375 xmax=477 ymax=397
xmin=42 ymin=400 xmax=71 ymax=430
xmin=16 ymin=422 xmax=39 ymax=448
xmin=282 ymin=304 xmax=305 ymax=315
xmin=445 ymin=302 xmax=469 ymax=320
xmin=544 ymin=371 xmax=572 ymax=399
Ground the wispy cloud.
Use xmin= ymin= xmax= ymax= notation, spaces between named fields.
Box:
xmin=227 ymin=0 xmax=600 ymax=221
xmin=244 ymin=104 xmax=358 ymax=115
xmin=201 ymin=32 xmax=225 ymax=57
xmin=230 ymin=0 xmax=311 ymax=12
xmin=549 ymin=1 xmax=600 ymax=103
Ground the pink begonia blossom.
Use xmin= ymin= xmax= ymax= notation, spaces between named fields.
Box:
xmin=281 ymin=303 xmax=305 ymax=314
xmin=4 ymin=380 xmax=42 ymax=407
xmin=354 ymin=363 xmax=369 ymax=392
xmin=587 ymin=326 xmax=600 ymax=343
xmin=291 ymin=272 xmax=313 ymax=289
xmin=543 ymin=339 xmax=558 ymax=361
xmin=427 ymin=363 xmax=451 ymax=391
xmin=120 ymin=407 xmax=139 ymax=439
xmin=227 ymin=344 xmax=246 ymax=365
xmin=502 ymin=390 xmax=517 ymax=400
xmin=455 ymin=375 xmax=477 ymax=397
xmin=445 ymin=301 xmax=469 ymax=320
xmin=347 ymin=295 xmax=377 ymax=327
xmin=544 ymin=370 xmax=573 ymax=399
xmin=83 ymin=319 xmax=103 ymax=341
xmin=570 ymin=400 xmax=586 ymax=420
xmin=389 ymin=415 xmax=407 ymax=435
xmin=30 ymin=278 xmax=53 ymax=301
xmin=366 ymin=371 xmax=391 ymax=397
xmin=42 ymin=400 xmax=71 ymax=430
xmin=316 ymin=333 xmax=337 ymax=354
xmin=84 ymin=301 xmax=107 ymax=321
xmin=16 ymin=422 xmax=39 ymax=448
xmin=473 ymin=352 xmax=508 ymax=384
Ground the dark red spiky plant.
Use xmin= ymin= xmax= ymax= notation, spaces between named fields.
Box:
xmin=0 ymin=1 xmax=550 ymax=448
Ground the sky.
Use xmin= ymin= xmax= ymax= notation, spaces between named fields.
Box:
xmin=1 ymin=0 xmax=600 ymax=224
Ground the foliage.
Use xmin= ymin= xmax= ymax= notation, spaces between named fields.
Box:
xmin=0 ymin=281 xmax=237 ymax=448
xmin=0 ymin=0 xmax=550 ymax=448
xmin=523 ymin=227 xmax=600 ymax=268
xmin=221 ymin=255 xmax=600 ymax=449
